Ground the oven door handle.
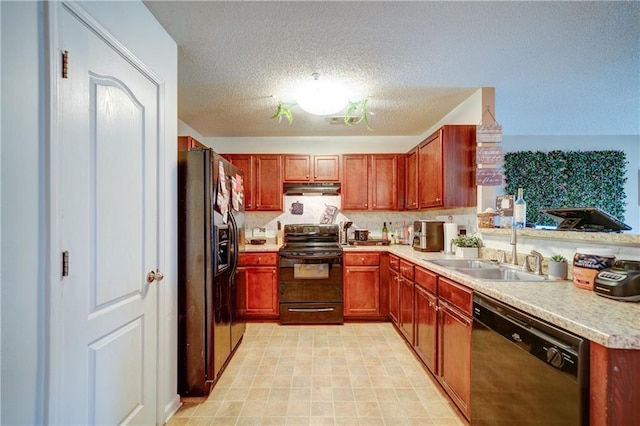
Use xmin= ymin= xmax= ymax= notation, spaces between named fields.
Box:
xmin=288 ymin=307 xmax=335 ymax=313
xmin=279 ymin=253 xmax=342 ymax=260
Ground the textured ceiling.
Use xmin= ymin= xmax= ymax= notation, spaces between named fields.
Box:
xmin=143 ymin=1 xmax=640 ymax=138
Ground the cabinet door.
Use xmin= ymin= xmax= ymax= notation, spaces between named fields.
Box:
xmin=405 ymin=148 xmax=418 ymax=210
xmin=283 ymin=155 xmax=311 ymax=182
xmin=225 ymin=155 xmax=253 ymax=210
xmin=344 ymin=265 xmax=380 ymax=318
xmin=438 ymin=300 xmax=472 ymax=419
xmin=245 ymin=266 xmax=278 ymax=317
xmin=371 ymin=154 xmax=398 ymax=210
xmin=342 ymin=155 xmax=369 ymax=210
xmin=177 ymin=135 xmax=207 ymax=151
xmin=418 ymin=131 xmax=443 ymax=209
xmin=388 ymin=268 xmax=400 ymax=324
xmin=414 ymin=284 xmax=437 ymax=374
xmin=398 ymin=275 xmax=414 ymax=344
xmin=254 ymin=155 xmax=282 ymax=211
xmin=313 ymin=155 xmax=340 ymax=181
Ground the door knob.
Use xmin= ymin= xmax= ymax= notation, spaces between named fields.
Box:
xmin=147 ymin=269 xmax=164 ymax=284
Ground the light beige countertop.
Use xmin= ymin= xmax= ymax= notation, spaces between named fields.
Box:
xmin=478 ymin=227 xmax=640 ymax=247
xmin=244 ymin=242 xmax=281 ymax=252
xmin=242 ymin=241 xmax=640 ymax=349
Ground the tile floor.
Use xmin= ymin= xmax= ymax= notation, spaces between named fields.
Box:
xmin=169 ymin=322 xmax=468 ymax=426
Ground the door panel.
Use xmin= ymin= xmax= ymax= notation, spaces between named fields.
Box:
xmin=56 ymin=4 xmax=160 ymax=424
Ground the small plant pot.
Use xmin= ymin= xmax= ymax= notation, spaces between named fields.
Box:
xmin=548 ymin=260 xmax=568 ymax=280
xmin=455 ymin=247 xmax=479 ymax=258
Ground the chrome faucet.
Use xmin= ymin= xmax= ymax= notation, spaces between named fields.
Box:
xmin=510 ymin=223 xmax=518 ymax=265
xmin=529 ymin=250 xmax=544 ymax=275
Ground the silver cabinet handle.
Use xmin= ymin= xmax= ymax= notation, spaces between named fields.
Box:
xmin=288 ymin=307 xmax=335 ymax=313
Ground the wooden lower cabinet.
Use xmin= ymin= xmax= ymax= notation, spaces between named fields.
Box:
xmin=437 ymin=277 xmax=473 ymax=420
xmin=414 ymin=282 xmax=438 ymax=374
xmin=238 ymin=253 xmax=279 ymax=319
xmin=388 ymin=268 xmax=400 ymax=324
xmin=398 ymin=259 xmax=415 ymax=343
xmin=590 ymin=342 xmax=640 ymax=425
xmin=344 ymin=253 xmax=381 ymax=319
xmin=398 ymin=275 xmax=414 ymax=344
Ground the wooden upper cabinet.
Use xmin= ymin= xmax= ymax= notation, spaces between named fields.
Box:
xmin=283 ymin=154 xmax=340 ymax=182
xmin=342 ymin=155 xmax=370 ymax=210
xmin=405 ymin=147 xmax=418 ymax=210
xmin=342 ymin=154 xmax=398 ymax=211
xmin=314 ymin=155 xmax=340 ymax=181
xmin=223 ymin=154 xmax=282 ymax=211
xmin=417 ymin=125 xmax=476 ymax=209
xmin=418 ymin=133 xmax=443 ymax=209
xmin=283 ymin=155 xmax=311 ymax=181
xmin=371 ymin=154 xmax=398 ymax=210
xmin=224 ymin=154 xmax=253 ymax=210
xmin=254 ymin=155 xmax=283 ymax=211
xmin=177 ymin=135 xmax=207 ymax=151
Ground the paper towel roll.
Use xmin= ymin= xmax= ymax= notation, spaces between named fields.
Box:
xmin=443 ymin=223 xmax=458 ymax=254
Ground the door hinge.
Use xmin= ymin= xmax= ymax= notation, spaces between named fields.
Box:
xmin=62 ymin=251 xmax=69 ymax=277
xmin=62 ymin=50 xmax=69 ymax=79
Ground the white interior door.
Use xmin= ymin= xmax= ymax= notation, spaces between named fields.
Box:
xmin=54 ymin=4 xmax=161 ymax=424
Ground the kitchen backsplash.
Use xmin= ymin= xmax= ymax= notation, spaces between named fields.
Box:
xmin=244 ymin=195 xmax=477 ymax=239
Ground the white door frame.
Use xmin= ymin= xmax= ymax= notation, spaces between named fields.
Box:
xmin=44 ymin=2 xmax=167 ymax=424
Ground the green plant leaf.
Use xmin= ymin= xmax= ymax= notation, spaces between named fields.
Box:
xmin=271 ymin=103 xmax=294 ymax=125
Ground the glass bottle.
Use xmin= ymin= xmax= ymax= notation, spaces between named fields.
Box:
xmin=382 ymin=222 xmax=388 ymax=240
xmin=514 ymin=187 xmax=527 ymax=228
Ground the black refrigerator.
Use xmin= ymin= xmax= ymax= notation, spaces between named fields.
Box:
xmin=178 ymin=148 xmax=246 ymax=396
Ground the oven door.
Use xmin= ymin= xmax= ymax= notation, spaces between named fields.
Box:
xmin=278 ymin=253 xmax=343 ymax=324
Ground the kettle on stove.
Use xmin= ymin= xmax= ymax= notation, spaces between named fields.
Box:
xmin=594 ymin=260 xmax=640 ymax=302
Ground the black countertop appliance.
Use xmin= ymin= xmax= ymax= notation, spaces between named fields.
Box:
xmin=594 ymin=260 xmax=640 ymax=302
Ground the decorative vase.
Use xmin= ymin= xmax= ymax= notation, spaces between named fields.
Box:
xmin=548 ymin=260 xmax=568 ymax=280
xmin=455 ymin=247 xmax=479 ymax=258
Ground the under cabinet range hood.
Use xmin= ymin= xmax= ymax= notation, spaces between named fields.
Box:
xmin=283 ymin=182 xmax=341 ymax=196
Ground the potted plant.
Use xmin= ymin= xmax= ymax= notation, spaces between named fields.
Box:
xmin=548 ymin=254 xmax=568 ymax=280
xmin=451 ymin=235 xmax=482 ymax=258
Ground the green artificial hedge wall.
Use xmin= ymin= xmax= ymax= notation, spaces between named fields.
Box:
xmin=503 ymin=150 xmax=628 ymax=226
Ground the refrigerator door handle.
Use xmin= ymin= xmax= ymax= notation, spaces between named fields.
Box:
xmin=228 ymin=212 xmax=239 ymax=278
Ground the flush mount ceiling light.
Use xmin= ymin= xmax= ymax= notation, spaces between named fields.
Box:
xmin=271 ymin=74 xmax=373 ymax=130
xmin=295 ymin=73 xmax=348 ymax=116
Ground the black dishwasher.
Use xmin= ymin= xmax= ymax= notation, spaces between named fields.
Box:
xmin=471 ymin=294 xmax=589 ymax=426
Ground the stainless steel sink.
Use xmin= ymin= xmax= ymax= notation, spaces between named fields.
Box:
xmin=455 ymin=267 xmax=547 ymax=281
xmin=428 ymin=259 xmax=500 ymax=269
xmin=427 ymin=258 xmax=548 ymax=282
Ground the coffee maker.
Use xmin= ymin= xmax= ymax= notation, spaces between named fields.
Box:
xmin=412 ymin=220 xmax=445 ymax=252
xmin=339 ymin=221 xmax=353 ymax=245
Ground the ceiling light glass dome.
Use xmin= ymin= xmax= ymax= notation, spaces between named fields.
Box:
xmin=296 ymin=73 xmax=348 ymax=116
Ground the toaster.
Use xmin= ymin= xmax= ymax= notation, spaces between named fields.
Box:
xmin=594 ymin=260 xmax=640 ymax=302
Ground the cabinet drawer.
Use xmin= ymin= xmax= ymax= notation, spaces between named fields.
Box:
xmin=389 ymin=255 xmax=400 ymax=271
xmin=239 ymin=252 xmax=278 ymax=266
xmin=415 ymin=266 xmax=437 ymax=294
xmin=438 ymin=277 xmax=472 ymax=314
xmin=399 ymin=259 xmax=414 ymax=280
xmin=344 ymin=252 xmax=380 ymax=266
